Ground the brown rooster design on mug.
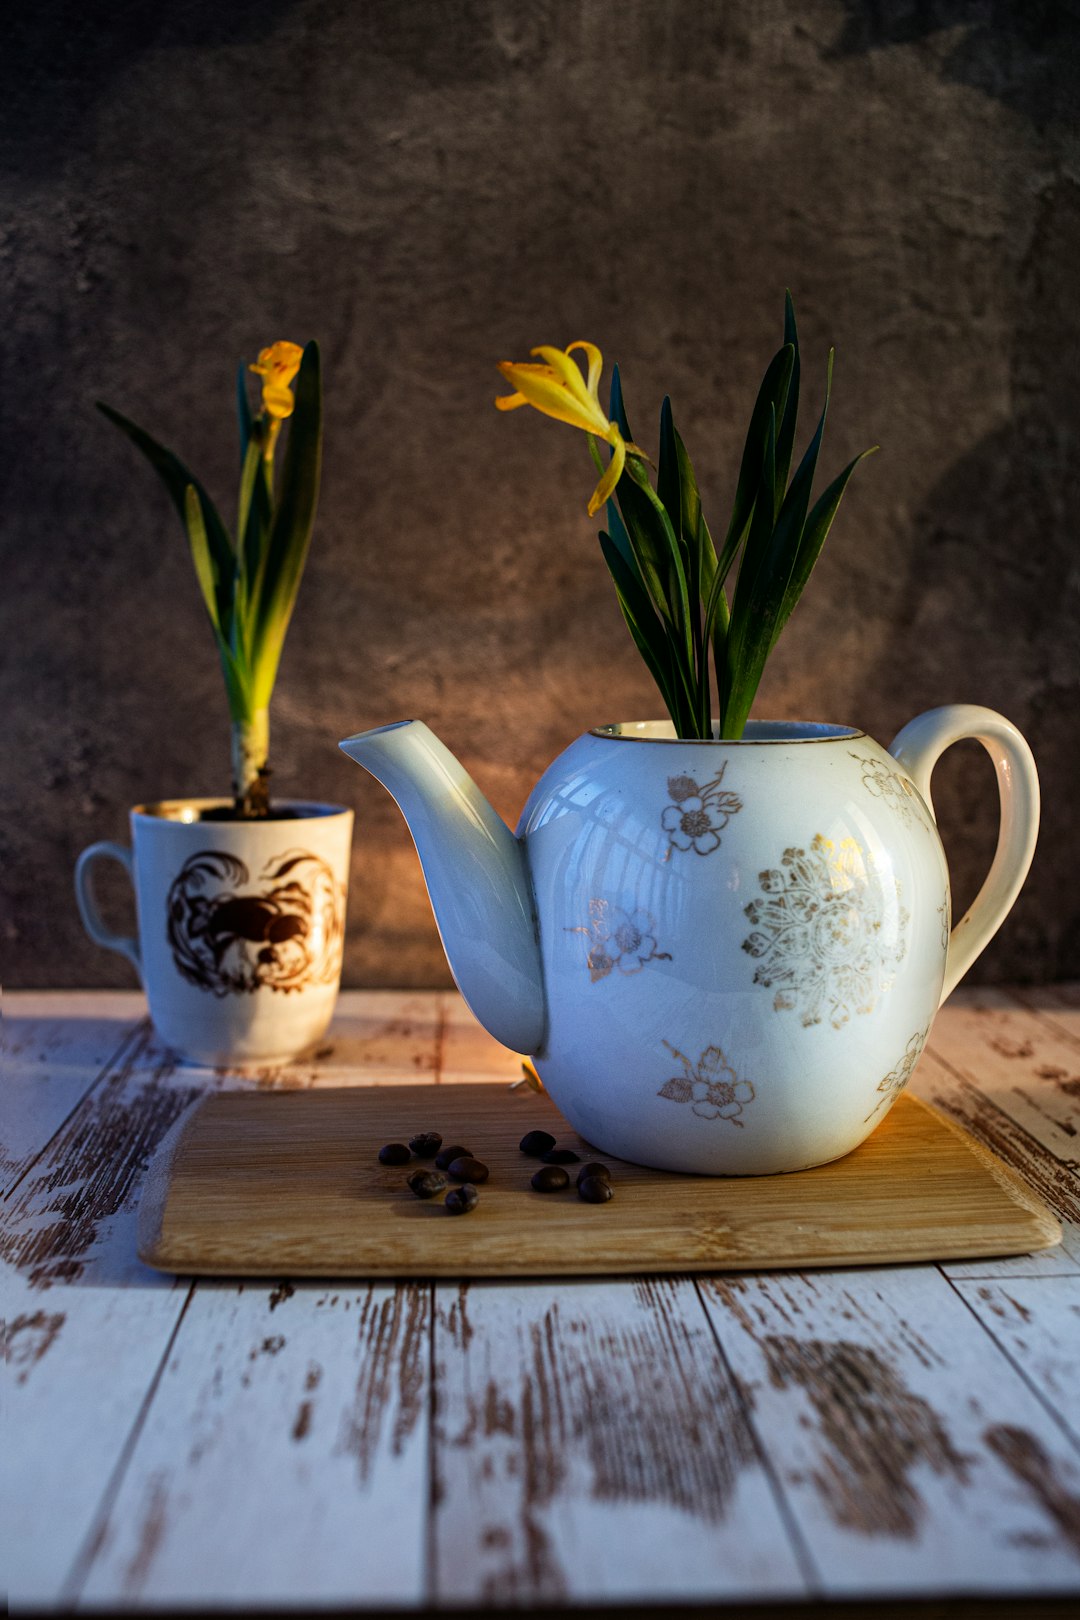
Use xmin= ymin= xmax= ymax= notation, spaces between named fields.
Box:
xmin=167 ymin=850 xmax=345 ymax=996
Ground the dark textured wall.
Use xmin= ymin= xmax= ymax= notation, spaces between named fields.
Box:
xmin=3 ymin=0 xmax=1079 ymax=989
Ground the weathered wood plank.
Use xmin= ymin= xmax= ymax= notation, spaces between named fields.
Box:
xmin=2 ymin=1269 xmax=190 ymax=1608
xmin=963 ymin=983 xmax=1080 ymax=1035
xmin=1012 ymin=984 xmax=1080 ymax=1048
xmin=0 ymin=991 xmax=444 ymax=1290
xmin=2 ymin=989 xmax=147 ymax=1021
xmin=929 ymin=990 xmax=1080 ymax=1158
xmin=699 ymin=1269 xmax=1080 ymax=1594
xmin=0 ymin=1011 xmax=208 ymax=1605
xmin=953 ymin=1277 xmax=1080 ymax=1449
xmin=0 ymin=991 xmax=145 ymax=1195
xmin=438 ymin=990 xmax=524 ymax=1083
xmin=0 ymin=1021 xmax=206 ymax=1290
xmin=909 ymin=1050 xmax=1080 ymax=1277
xmin=237 ymin=990 xmax=443 ymax=1088
xmin=73 ymin=1280 xmax=431 ymax=1608
xmin=0 ymin=995 xmax=441 ymax=1608
xmin=430 ymin=1277 xmax=808 ymax=1605
xmin=1027 ymin=983 xmax=1080 ymax=1012
xmin=6 ymin=989 xmax=1079 ymax=1615
xmin=941 ymin=1228 xmax=1080 ymax=1280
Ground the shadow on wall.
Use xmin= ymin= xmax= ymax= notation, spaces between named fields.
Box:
xmin=831 ymin=0 xmax=1080 ymax=126
xmin=829 ymin=1 xmax=1080 ymax=980
xmin=5 ymin=0 xmax=303 ymax=171
xmin=5 ymin=0 xmax=556 ymax=176
xmin=866 ymin=166 xmax=1080 ymax=980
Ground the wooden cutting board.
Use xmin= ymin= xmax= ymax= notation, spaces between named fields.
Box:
xmin=138 ymin=1083 xmax=1060 ymax=1277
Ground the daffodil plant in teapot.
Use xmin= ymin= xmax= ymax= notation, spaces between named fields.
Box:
xmin=341 ymin=299 xmax=1039 ymax=1174
xmin=75 ymin=343 xmax=353 ymax=1068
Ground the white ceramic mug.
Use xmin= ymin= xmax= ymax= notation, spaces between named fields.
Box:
xmin=76 ymin=800 xmax=353 ymax=1065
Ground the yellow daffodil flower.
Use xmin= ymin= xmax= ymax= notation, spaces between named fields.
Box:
xmin=250 ymin=341 xmax=304 ymax=420
xmin=496 ymin=341 xmax=635 ymax=516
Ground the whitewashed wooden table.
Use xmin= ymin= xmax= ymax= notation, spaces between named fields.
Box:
xmin=4 ymin=985 xmax=1080 ymax=1615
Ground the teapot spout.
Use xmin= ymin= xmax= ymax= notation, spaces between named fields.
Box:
xmin=338 ymin=721 xmax=546 ymax=1055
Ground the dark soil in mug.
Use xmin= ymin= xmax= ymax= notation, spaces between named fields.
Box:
xmin=199 ymin=805 xmax=301 ymax=821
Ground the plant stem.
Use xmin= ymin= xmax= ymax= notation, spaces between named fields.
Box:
xmin=231 ymin=707 xmax=270 ymax=818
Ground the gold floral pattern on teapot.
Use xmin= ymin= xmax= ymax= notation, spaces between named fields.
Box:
xmin=865 ymin=1026 xmax=930 ymax=1121
xmin=567 ymin=899 xmax=671 ymax=983
xmin=657 ymin=1040 xmax=756 ymax=1126
xmin=849 ymin=751 xmax=934 ymax=832
xmin=660 ymin=765 xmax=743 ymax=857
xmin=742 ymin=834 xmax=908 ymax=1028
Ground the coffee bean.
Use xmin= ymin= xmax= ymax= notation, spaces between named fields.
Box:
xmin=407 ymin=1169 xmax=447 ymax=1199
xmin=576 ymin=1162 xmax=612 ymax=1187
xmin=447 ymin=1156 xmax=489 ymax=1184
xmin=519 ymin=1130 xmax=556 ymax=1157
xmin=409 ymin=1132 xmax=442 ymax=1159
xmin=578 ymin=1175 xmax=614 ymax=1203
xmin=542 ymin=1148 xmax=580 ymax=1165
xmin=531 ymin=1165 xmax=570 ymax=1192
xmin=378 ymin=1142 xmax=411 ymax=1165
xmin=445 ymin=1184 xmax=479 ymax=1215
xmin=435 ymin=1143 xmax=471 ymax=1170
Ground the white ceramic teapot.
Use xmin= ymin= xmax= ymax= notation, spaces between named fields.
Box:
xmin=340 ymin=706 xmax=1038 ymax=1174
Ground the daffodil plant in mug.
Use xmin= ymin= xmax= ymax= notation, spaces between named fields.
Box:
xmin=98 ymin=341 xmax=322 ymax=818
xmin=496 ymin=296 xmax=876 ymax=740
xmin=75 ymin=343 xmax=352 ymax=1066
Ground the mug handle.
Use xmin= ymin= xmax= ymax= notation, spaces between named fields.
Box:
xmin=888 ymin=704 xmax=1039 ymax=1005
xmin=74 ymin=841 xmax=143 ymax=984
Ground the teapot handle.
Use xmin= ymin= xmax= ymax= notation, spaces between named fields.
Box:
xmin=889 ymin=705 xmax=1039 ymax=1005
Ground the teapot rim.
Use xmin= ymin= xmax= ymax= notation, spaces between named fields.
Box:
xmin=590 ymin=719 xmax=866 ymax=745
